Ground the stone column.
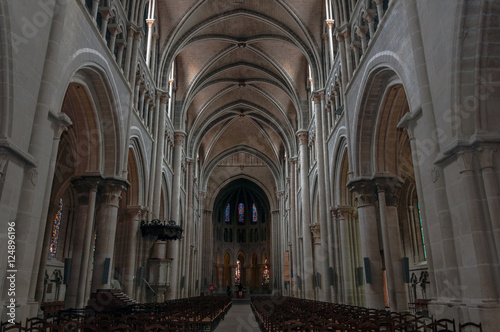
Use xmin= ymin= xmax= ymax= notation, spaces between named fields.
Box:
xmin=75 ymin=177 xmax=101 ymax=308
xmin=91 ymin=0 xmax=100 ymax=21
xmin=123 ymin=206 xmax=143 ymax=298
xmin=182 ymin=159 xmax=194 ymax=297
xmin=91 ymin=180 xmax=127 ymax=292
xmin=65 ymin=183 xmax=91 ymax=308
xmin=478 ymin=147 xmax=500 ymax=259
xmin=364 ymin=11 xmax=376 ymax=39
xmin=107 ymin=24 xmax=121 ymax=58
xmin=166 ymin=131 xmax=185 ymax=299
xmin=348 ymin=180 xmax=385 ymax=309
xmin=457 ymin=151 xmax=498 ymax=300
xmin=336 ymin=206 xmax=355 ymax=305
xmin=297 ymin=131 xmax=314 ymax=299
xmin=99 ymin=8 xmax=111 ymax=38
xmin=116 ymin=39 xmax=126 ymax=69
xmin=342 ymin=28 xmax=353 ymax=80
xmin=326 ymin=20 xmax=335 ymax=65
xmin=312 ymin=92 xmax=331 ymax=302
xmin=152 ymin=94 xmax=167 ymax=218
xmin=129 ymin=30 xmax=141 ymax=85
xmin=376 ymin=177 xmax=408 ymax=311
xmin=374 ymin=0 xmax=385 ymax=21
xmin=336 ymin=32 xmax=348 ymax=91
xmin=289 ymin=158 xmax=299 ymax=297
xmin=356 ymin=26 xmax=368 ymax=54
xmin=123 ymin=26 xmax=135 ymax=79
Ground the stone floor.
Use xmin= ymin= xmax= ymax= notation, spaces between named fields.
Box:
xmin=214 ymin=298 xmax=260 ymax=332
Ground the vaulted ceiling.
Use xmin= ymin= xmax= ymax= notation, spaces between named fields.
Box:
xmin=156 ymin=0 xmax=325 ymax=190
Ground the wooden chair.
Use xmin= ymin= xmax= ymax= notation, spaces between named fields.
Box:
xmin=3 ymin=324 xmax=27 ymax=332
xmin=458 ymin=322 xmax=482 ymax=332
xmin=425 ymin=318 xmax=455 ymax=332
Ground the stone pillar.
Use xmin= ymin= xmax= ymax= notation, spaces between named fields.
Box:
xmin=145 ymin=18 xmax=155 ymax=67
xmin=289 ymin=158 xmax=299 ymax=297
xmin=123 ymin=27 xmax=135 ymax=79
xmin=312 ymin=92 xmax=331 ymax=302
xmin=356 ymin=26 xmax=368 ymax=54
xmin=342 ymin=28 xmax=353 ymax=80
xmin=152 ymin=94 xmax=167 ymax=218
xmin=75 ymin=177 xmax=101 ymax=308
xmin=336 ymin=32 xmax=348 ymax=91
xmin=65 ymin=183 xmax=91 ymax=308
xmin=376 ymin=177 xmax=408 ymax=312
xmin=478 ymin=147 xmax=500 ymax=258
xmin=116 ymin=39 xmax=126 ymax=69
xmin=91 ymin=0 xmax=100 ymax=21
xmin=374 ymin=0 xmax=385 ymax=21
xmin=129 ymin=30 xmax=141 ymax=85
xmin=457 ymin=151 xmax=498 ymax=300
xmin=363 ymin=11 xmax=376 ymax=44
xmin=166 ymin=131 xmax=185 ymax=299
xmin=123 ymin=206 xmax=143 ymax=298
xmin=336 ymin=206 xmax=355 ymax=305
xmin=107 ymin=24 xmax=121 ymax=58
xmin=348 ymin=180 xmax=385 ymax=309
xmin=182 ymin=159 xmax=195 ymax=297
xmin=150 ymin=34 xmax=159 ymax=80
xmin=91 ymin=180 xmax=127 ymax=292
xmin=99 ymin=8 xmax=111 ymax=38
xmin=297 ymin=131 xmax=314 ymax=299
xmin=326 ymin=20 xmax=335 ymax=65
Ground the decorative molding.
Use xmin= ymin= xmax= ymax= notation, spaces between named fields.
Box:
xmin=310 ymin=224 xmax=321 ymax=245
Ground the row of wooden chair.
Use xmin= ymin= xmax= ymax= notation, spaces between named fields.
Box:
xmin=1 ymin=296 xmax=232 ymax=332
xmin=250 ymin=296 xmax=483 ymax=332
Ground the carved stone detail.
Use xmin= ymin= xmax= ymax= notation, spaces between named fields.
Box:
xmin=348 ymin=180 xmax=377 ymax=207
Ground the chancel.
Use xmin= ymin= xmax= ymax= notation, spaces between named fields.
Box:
xmin=0 ymin=0 xmax=498 ymax=331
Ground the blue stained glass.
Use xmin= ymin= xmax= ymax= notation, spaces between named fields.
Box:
xmin=49 ymin=198 xmax=63 ymax=258
xmin=418 ymin=203 xmax=427 ymax=259
xmin=252 ymin=203 xmax=258 ymax=222
xmin=225 ymin=203 xmax=230 ymax=222
xmin=238 ymin=203 xmax=244 ymax=223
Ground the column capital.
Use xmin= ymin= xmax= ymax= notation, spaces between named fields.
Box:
xmin=297 ymin=131 xmax=308 ymax=145
xmin=374 ymin=176 xmax=403 ymax=207
xmin=477 ymin=147 xmax=495 ymax=169
xmin=71 ymin=174 xmax=103 ymax=193
xmin=125 ymin=205 xmax=144 ymax=218
xmin=311 ymin=90 xmax=325 ymax=104
xmin=334 ymin=205 xmax=354 ymax=219
xmin=174 ymin=131 xmax=186 ymax=146
xmin=457 ymin=150 xmax=474 ymax=174
xmin=99 ymin=178 xmax=129 ymax=207
xmin=310 ymin=224 xmax=321 ymax=245
xmin=326 ymin=19 xmax=335 ymax=28
xmin=289 ymin=156 xmax=298 ymax=164
xmin=107 ymin=23 xmax=121 ymax=35
xmin=348 ymin=179 xmax=377 ymax=207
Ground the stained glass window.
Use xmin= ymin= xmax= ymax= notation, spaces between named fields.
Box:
xmin=235 ymin=259 xmax=241 ymax=285
xmin=92 ymin=232 xmax=97 ymax=264
xmin=238 ymin=203 xmax=244 ymax=223
xmin=225 ymin=203 xmax=230 ymax=222
xmin=418 ymin=203 xmax=427 ymax=259
xmin=252 ymin=203 xmax=258 ymax=223
xmin=262 ymin=259 xmax=269 ymax=286
xmin=49 ymin=198 xmax=63 ymax=258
